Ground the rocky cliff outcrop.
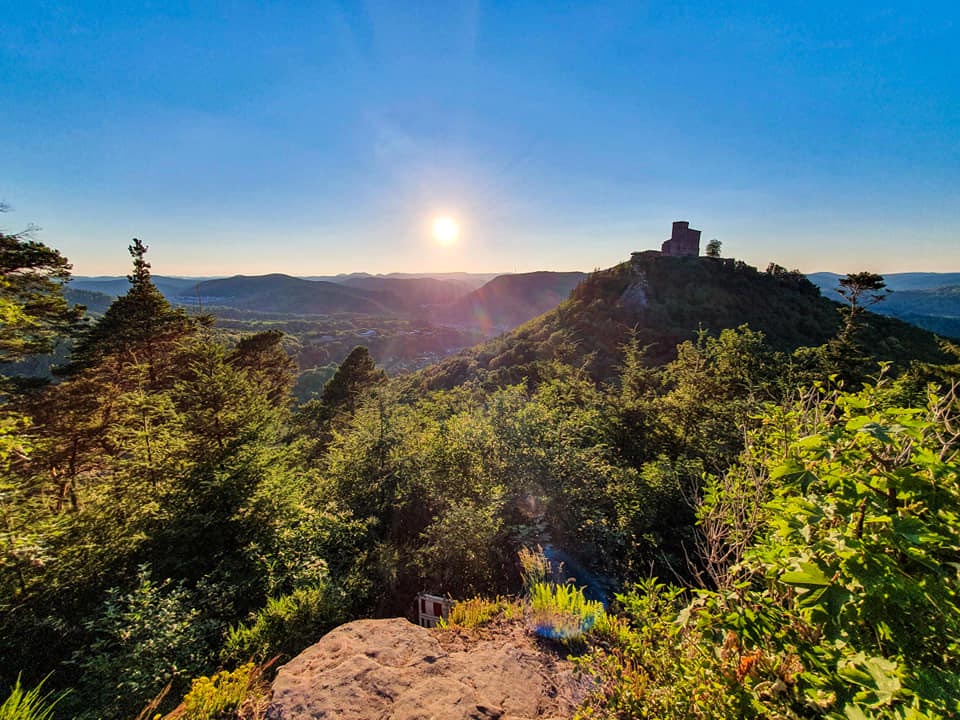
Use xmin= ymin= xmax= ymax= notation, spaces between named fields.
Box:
xmin=266 ymin=618 xmax=583 ymax=719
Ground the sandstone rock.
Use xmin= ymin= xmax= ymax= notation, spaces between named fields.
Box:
xmin=267 ymin=618 xmax=582 ymax=719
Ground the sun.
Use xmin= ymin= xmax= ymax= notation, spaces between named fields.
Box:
xmin=432 ymin=216 xmax=460 ymax=246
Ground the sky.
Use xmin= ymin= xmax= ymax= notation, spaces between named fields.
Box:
xmin=2 ymin=1 xmax=958 ymax=277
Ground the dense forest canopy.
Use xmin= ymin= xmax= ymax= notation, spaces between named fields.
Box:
xmin=1 ymin=229 xmax=958 ymax=719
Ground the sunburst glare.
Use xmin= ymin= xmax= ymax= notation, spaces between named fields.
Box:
xmin=432 ymin=216 xmax=460 ymax=246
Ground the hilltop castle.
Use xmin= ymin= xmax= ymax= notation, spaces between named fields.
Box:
xmin=661 ymin=221 xmax=700 ymax=256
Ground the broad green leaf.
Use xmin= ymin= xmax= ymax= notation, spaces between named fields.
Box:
xmin=780 ymin=562 xmax=831 ymax=587
xmin=843 ymin=705 xmax=869 ymax=720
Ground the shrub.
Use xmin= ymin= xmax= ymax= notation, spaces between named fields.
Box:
xmin=222 ymin=583 xmax=345 ymax=664
xmin=575 ymin=579 xmax=752 ymax=719
xmin=75 ymin=566 xmax=216 ymax=720
xmin=576 ymin=383 xmax=960 ymax=719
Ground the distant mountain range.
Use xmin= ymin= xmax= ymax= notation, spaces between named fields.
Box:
xmin=335 ymin=276 xmax=474 ymax=308
xmin=68 ymin=271 xmax=588 ymax=333
xmin=69 ymin=275 xmax=208 ymax=299
xmin=808 ymin=272 xmax=960 ymax=293
xmin=808 ymin=272 xmax=960 ymax=338
xmin=68 ymin=268 xmax=959 ymax=342
xmin=187 ymin=274 xmax=399 ymax=315
xmin=304 ymin=272 xmax=499 ymax=291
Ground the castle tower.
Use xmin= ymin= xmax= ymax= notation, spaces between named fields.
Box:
xmin=661 ymin=221 xmax=701 ymax=256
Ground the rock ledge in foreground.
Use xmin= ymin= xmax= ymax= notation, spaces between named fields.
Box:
xmin=266 ymin=617 xmax=581 ymax=719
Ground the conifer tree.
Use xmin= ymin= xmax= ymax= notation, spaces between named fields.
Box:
xmin=294 ymin=345 xmax=386 ymax=451
xmin=0 ymin=213 xmax=83 ymax=364
xmin=228 ymin=330 xmax=297 ymax=404
xmin=67 ymin=239 xmax=196 ymax=374
xmin=319 ymin=346 xmax=385 ymax=417
xmin=836 ymin=270 xmax=889 ymax=340
xmin=820 ymin=271 xmax=890 ymax=385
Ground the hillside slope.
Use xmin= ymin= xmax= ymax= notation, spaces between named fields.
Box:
xmin=874 ymin=285 xmax=960 ymax=338
xmin=420 ymin=253 xmax=948 ymax=390
xmin=432 ymin=271 xmax=587 ymax=331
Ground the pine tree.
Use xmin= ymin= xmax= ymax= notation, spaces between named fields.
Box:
xmin=294 ymin=345 xmax=386 ymax=451
xmin=66 ymin=239 xmax=197 ymax=374
xmin=319 ymin=346 xmax=385 ymax=417
xmin=228 ymin=330 xmax=297 ymax=404
xmin=0 ymin=218 xmax=83 ymax=365
xmin=837 ymin=271 xmax=888 ymax=339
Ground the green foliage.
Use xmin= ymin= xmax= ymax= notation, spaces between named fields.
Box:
xmin=0 ymin=217 xmax=83 ymax=365
xmin=221 ymin=583 xmax=346 ymax=664
xmin=74 ymin=566 xmax=217 ymax=720
xmin=228 ymin=330 xmax=297 ymax=404
xmin=416 ymin=499 xmax=506 ymax=595
xmin=837 ymin=272 xmax=889 ymax=316
xmin=66 ymin=239 xmax=196 ymax=372
xmin=294 ymin=345 xmax=386 ymax=453
xmin=438 ymin=596 xmax=521 ymax=629
xmin=575 ymin=578 xmax=750 ymax=719
xmin=578 ymin=382 xmax=960 ymax=719
xmin=725 ymin=383 xmax=960 ymax=716
xmin=179 ymin=663 xmax=257 ymax=720
xmin=658 ymin=325 xmax=785 ymax=468
xmin=0 ymin=410 xmax=38 ymax=600
xmin=0 ymin=238 xmax=314 ymax=717
xmin=291 ymin=363 xmax=337 ymax=404
xmin=0 ymin=676 xmax=63 ymax=720
xmin=316 ymin=345 xmax=385 ymax=417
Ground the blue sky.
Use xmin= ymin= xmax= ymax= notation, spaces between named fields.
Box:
xmin=2 ymin=1 xmax=958 ymax=276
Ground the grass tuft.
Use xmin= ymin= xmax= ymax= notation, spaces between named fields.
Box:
xmin=439 ymin=596 xmax=522 ymax=629
xmin=0 ymin=675 xmax=63 ymax=720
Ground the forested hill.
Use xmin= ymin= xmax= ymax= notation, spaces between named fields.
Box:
xmin=191 ymin=274 xmax=400 ymax=315
xmin=419 ymin=252 xmax=948 ymax=390
xmin=430 ymin=271 xmax=587 ymax=330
